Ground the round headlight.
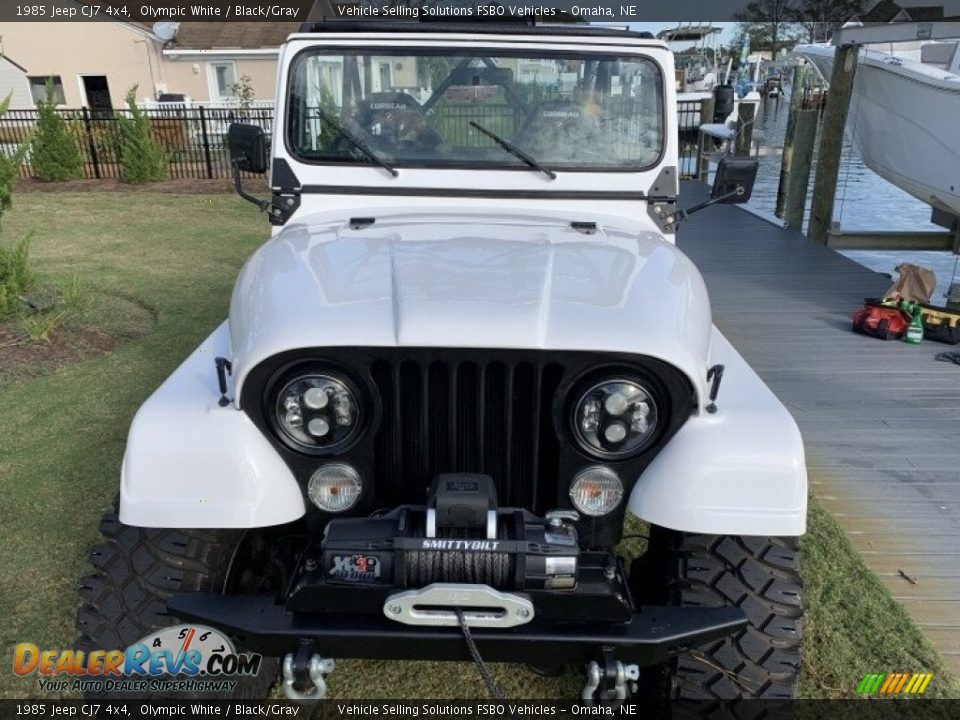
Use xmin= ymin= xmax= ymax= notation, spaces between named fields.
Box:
xmin=569 ymin=466 xmax=623 ymax=517
xmin=308 ymin=463 xmax=363 ymax=513
xmin=274 ymin=372 xmax=361 ymax=452
xmin=572 ymin=378 xmax=659 ymax=458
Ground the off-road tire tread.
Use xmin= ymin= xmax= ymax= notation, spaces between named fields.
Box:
xmin=76 ymin=502 xmax=276 ymax=698
xmin=666 ymin=533 xmax=803 ymax=701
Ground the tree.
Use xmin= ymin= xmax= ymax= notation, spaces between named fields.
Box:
xmin=30 ymin=79 xmax=84 ymax=182
xmin=0 ymin=90 xmax=28 ymax=238
xmin=118 ymin=86 xmax=168 ymax=184
xmin=231 ymin=74 xmax=256 ymax=110
xmin=789 ymin=0 xmax=865 ymax=42
xmin=0 ymin=95 xmax=16 ymax=225
xmin=734 ymin=0 xmax=803 ymax=59
xmin=0 ymin=92 xmax=32 ymax=317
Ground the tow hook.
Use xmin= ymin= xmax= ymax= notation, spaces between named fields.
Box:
xmin=581 ymin=648 xmax=639 ymax=702
xmin=281 ymin=641 xmax=335 ymax=700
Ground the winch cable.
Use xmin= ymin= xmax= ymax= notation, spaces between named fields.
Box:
xmin=405 ymin=549 xmax=513 ymax=587
xmin=454 ymin=607 xmax=517 ymax=711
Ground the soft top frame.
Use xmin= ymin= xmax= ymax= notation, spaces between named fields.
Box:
xmin=296 ymin=20 xmax=656 ymax=40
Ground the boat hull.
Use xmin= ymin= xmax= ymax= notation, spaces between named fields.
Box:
xmin=798 ymin=46 xmax=960 ymax=219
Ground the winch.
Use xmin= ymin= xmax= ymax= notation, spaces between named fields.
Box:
xmin=319 ymin=474 xmax=580 ymax=591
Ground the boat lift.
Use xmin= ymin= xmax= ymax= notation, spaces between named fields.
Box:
xmin=806 ymin=21 xmax=960 ymax=265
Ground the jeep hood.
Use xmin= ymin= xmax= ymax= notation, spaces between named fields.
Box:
xmin=229 ymin=211 xmax=713 ymax=403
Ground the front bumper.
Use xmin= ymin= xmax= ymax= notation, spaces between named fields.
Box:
xmin=168 ymin=592 xmax=746 ymax=666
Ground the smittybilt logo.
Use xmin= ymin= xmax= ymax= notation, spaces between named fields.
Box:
xmin=857 ymin=672 xmax=933 ymax=695
xmin=421 ymin=539 xmax=500 ymax=551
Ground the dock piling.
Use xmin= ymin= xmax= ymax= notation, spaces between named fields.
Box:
xmin=808 ymin=43 xmax=859 ymax=244
xmin=776 ymin=67 xmax=808 ymax=218
xmin=783 ymin=109 xmax=819 ymax=230
xmin=697 ymin=97 xmax=716 ymax=181
xmin=734 ymin=101 xmax=756 ymax=157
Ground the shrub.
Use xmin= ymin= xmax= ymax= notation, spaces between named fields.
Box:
xmin=231 ymin=74 xmax=256 ymax=112
xmin=20 ymin=310 xmax=65 ymax=344
xmin=0 ymin=148 xmax=15 ymax=217
xmin=62 ymin=274 xmax=92 ymax=316
xmin=31 ymin=80 xmax=84 ymax=182
xmin=118 ymin=86 xmax=168 ymax=183
xmin=0 ymin=92 xmax=25 ymax=228
xmin=0 ymin=90 xmax=34 ymax=320
xmin=0 ymin=234 xmax=32 ymax=318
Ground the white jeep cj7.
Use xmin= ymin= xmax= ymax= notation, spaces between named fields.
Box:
xmin=78 ymin=18 xmax=807 ymax=703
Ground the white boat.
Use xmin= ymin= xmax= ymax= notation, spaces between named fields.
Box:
xmin=667 ymin=27 xmax=762 ymax=133
xmin=796 ymin=42 xmax=960 ymax=220
xmin=661 ymin=24 xmax=731 ymax=130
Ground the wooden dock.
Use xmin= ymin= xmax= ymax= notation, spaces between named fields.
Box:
xmin=678 ymin=181 xmax=960 ymax=674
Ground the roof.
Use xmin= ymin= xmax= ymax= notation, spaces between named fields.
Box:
xmin=858 ymin=0 xmax=945 ymax=23
xmin=1 ymin=54 xmax=28 ymax=73
xmin=167 ymin=22 xmax=299 ymax=49
xmin=904 ymin=6 xmax=947 ymax=20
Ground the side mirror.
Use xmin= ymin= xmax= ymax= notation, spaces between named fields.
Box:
xmin=227 ymin=123 xmax=267 ymax=174
xmin=711 ymin=157 xmax=759 ymax=203
xmin=666 ymin=157 xmax=761 ymax=229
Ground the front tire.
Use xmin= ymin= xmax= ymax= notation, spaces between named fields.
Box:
xmin=76 ymin=505 xmax=279 ymax=698
xmin=634 ymin=529 xmax=803 ymax=701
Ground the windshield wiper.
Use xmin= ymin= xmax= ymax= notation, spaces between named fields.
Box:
xmin=313 ymin=105 xmax=398 ymax=178
xmin=469 ymin=121 xmax=557 ymax=180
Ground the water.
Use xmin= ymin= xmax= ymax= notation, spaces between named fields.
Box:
xmin=737 ymin=94 xmax=958 ymax=302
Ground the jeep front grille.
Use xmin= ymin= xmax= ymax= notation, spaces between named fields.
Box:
xmin=370 ymin=358 xmax=565 ymax=512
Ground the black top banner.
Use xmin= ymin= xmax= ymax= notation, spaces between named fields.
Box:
xmin=1 ymin=700 xmax=960 ymax=719
xmin=2 ymin=0 xmax=959 ymax=23
xmin=3 ymin=700 xmax=960 ymax=719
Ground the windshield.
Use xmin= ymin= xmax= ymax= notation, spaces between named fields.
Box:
xmin=287 ymin=49 xmax=664 ymax=171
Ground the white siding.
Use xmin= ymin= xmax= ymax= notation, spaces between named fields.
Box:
xmin=0 ymin=57 xmax=33 ymax=109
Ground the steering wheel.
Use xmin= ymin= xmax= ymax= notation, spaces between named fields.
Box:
xmin=346 ymin=92 xmax=443 ymax=154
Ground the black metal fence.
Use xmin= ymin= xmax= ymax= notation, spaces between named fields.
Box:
xmin=0 ymin=106 xmax=274 ymax=181
xmin=1 ymin=101 xmax=704 ymax=181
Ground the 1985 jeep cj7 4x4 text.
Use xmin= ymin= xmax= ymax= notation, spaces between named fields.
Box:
xmin=77 ymin=19 xmax=807 ymax=702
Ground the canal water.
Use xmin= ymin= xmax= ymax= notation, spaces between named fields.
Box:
xmin=733 ymin=93 xmax=959 ymax=303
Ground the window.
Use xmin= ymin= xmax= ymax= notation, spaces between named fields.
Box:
xmin=207 ymin=62 xmax=237 ymax=103
xmin=287 ymin=49 xmax=664 ymax=171
xmin=81 ymin=76 xmax=112 ymax=112
xmin=28 ymin=76 xmax=66 ymax=105
xmin=378 ymin=63 xmax=392 ymax=92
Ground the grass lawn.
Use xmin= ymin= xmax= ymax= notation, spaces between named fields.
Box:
xmin=0 ymin=191 xmax=958 ymax=700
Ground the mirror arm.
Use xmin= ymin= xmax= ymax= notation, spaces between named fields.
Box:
xmin=667 ymin=185 xmax=746 ymax=228
xmin=232 ymin=160 xmax=272 ymax=214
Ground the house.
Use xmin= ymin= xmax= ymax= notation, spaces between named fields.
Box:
xmin=0 ymin=2 xmax=297 ymax=108
xmin=157 ymin=22 xmax=298 ymax=105
xmin=854 ymin=0 xmax=946 ymax=23
xmin=0 ymin=53 xmax=33 ymax=108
